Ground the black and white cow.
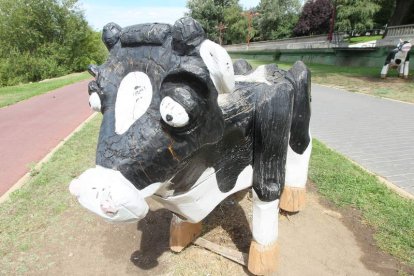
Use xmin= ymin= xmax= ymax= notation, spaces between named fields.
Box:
xmin=381 ymin=39 xmax=412 ymax=79
xmin=69 ymin=17 xmax=311 ymax=274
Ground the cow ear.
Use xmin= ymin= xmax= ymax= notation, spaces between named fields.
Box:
xmin=172 ymin=17 xmax=205 ymax=55
xmin=200 ymin=40 xmax=235 ymax=94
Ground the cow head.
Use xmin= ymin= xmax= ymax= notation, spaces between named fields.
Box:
xmin=69 ymin=17 xmax=235 ymax=223
xmin=397 ymin=39 xmax=412 ymax=53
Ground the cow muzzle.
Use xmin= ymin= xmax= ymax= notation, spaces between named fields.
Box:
xmin=69 ymin=166 xmax=149 ymax=223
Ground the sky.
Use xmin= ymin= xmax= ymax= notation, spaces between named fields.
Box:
xmin=80 ymin=0 xmax=261 ymax=30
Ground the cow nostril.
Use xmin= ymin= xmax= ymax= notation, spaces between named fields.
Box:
xmin=166 ymin=114 xmax=173 ymax=122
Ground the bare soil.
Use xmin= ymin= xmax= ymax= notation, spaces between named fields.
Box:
xmin=3 ymin=182 xmax=412 ymax=275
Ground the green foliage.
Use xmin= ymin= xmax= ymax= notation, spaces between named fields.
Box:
xmin=256 ymin=0 xmax=301 ymax=40
xmin=373 ymin=0 xmax=395 ymax=27
xmin=0 ymin=0 xmax=107 ymax=87
xmin=186 ymin=0 xmax=250 ymax=44
xmin=335 ymin=0 xmax=381 ymax=32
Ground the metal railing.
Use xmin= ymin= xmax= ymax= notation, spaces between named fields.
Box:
xmin=385 ymin=24 xmax=414 ymax=37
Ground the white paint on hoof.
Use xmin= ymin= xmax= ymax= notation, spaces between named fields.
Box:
xmin=285 ymin=134 xmax=312 ymax=188
xmin=69 ymin=166 xmax=149 ymax=223
xmin=252 ymin=190 xmax=279 ymax=245
xmin=152 ymin=165 xmax=253 ymax=223
xmin=89 ymin=93 xmax=101 ymax=112
xmin=381 ymin=64 xmax=389 ymax=78
xmin=200 ymin=39 xmax=235 ymax=94
xmin=404 ymin=61 xmax=410 ymax=78
xmin=160 ymin=96 xmax=189 ymax=127
xmin=235 ymin=65 xmax=271 ymax=85
xmin=115 ymin=71 xmax=152 ymax=135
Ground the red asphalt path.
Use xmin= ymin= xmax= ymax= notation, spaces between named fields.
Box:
xmin=0 ymin=80 xmax=93 ymax=196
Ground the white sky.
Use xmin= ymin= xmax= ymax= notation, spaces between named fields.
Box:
xmin=81 ymin=0 xmax=261 ymax=30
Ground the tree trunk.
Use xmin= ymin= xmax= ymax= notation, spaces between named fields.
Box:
xmin=388 ymin=0 xmax=414 ymax=26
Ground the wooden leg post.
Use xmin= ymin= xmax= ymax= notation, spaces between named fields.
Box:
xmin=279 ymin=186 xmax=306 ymax=212
xmin=170 ymin=214 xmax=202 ymax=252
xmin=248 ymin=190 xmax=280 ymax=275
xmin=248 ymin=241 xmax=280 ymax=275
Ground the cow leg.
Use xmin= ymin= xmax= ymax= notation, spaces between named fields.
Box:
xmin=248 ymin=190 xmax=279 ymax=275
xmin=381 ymin=64 xmax=389 ymax=79
xmin=403 ymin=61 xmax=410 ymax=79
xmin=281 ymin=61 xmax=311 ymax=212
xmin=169 ymin=214 xmax=202 ymax=252
xmin=399 ymin=63 xmax=405 ymax=77
xmin=249 ymin=76 xmax=294 ymax=274
xmin=281 ymin=141 xmax=311 ymax=212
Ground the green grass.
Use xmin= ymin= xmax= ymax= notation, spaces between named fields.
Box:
xmin=0 ymin=114 xmax=101 ymax=258
xmin=242 ymin=58 xmax=414 ymax=103
xmin=310 ymin=140 xmax=414 ymax=266
xmin=347 ymin=35 xmax=383 ymax=44
xmin=0 ymin=72 xmax=92 ymax=108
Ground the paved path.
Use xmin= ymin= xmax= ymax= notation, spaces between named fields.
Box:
xmin=311 ymin=84 xmax=414 ymax=195
xmin=0 ymin=80 xmax=92 ymax=197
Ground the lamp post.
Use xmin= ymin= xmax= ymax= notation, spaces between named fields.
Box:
xmin=328 ymin=0 xmax=339 ymax=43
xmin=241 ymin=11 xmax=260 ymax=48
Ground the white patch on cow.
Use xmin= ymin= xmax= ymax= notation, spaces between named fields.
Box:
xmin=200 ymin=39 xmax=235 ymax=94
xmin=252 ymin=190 xmax=279 ymax=246
xmin=235 ymin=65 xmax=271 ymax=85
xmin=69 ymin=166 xmax=149 ymax=223
xmin=89 ymin=93 xmax=101 ymax=112
xmin=160 ymin=96 xmax=189 ymax=127
xmin=152 ymin=165 xmax=253 ymax=223
xmin=115 ymin=71 xmax=152 ymax=135
xmin=285 ymin=133 xmax=312 ymax=188
xmin=381 ymin=64 xmax=389 ymax=78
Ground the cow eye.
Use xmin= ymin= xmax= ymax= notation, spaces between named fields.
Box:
xmin=160 ymin=96 xmax=189 ymax=127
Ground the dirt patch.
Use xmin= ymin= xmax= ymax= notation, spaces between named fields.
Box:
xmin=2 ymin=183 xmax=412 ymax=275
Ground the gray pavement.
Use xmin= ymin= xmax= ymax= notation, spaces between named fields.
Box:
xmin=311 ymin=84 xmax=414 ymax=195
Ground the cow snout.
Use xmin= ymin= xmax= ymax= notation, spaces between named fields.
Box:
xmin=69 ymin=166 xmax=149 ymax=223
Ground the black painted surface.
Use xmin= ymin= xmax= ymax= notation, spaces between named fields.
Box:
xmin=89 ymin=17 xmax=311 ymax=203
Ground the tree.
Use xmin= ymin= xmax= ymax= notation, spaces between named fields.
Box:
xmin=373 ymin=0 xmax=395 ymax=27
xmin=293 ymin=0 xmax=333 ymax=36
xmin=388 ymin=0 xmax=414 ymax=26
xmin=256 ymin=0 xmax=301 ymax=40
xmin=335 ymin=0 xmax=380 ymax=32
xmin=0 ymin=0 xmax=107 ymax=86
xmin=186 ymin=0 xmax=248 ymax=44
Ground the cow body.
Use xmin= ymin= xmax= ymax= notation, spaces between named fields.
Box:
xmin=69 ymin=17 xmax=311 ymax=274
xmin=381 ymin=40 xmax=412 ymax=78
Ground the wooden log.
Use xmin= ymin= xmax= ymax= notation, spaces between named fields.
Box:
xmin=279 ymin=186 xmax=306 ymax=212
xmin=193 ymin=237 xmax=248 ymax=266
xmin=248 ymin=240 xmax=279 ymax=275
xmin=170 ymin=215 xmax=202 ymax=252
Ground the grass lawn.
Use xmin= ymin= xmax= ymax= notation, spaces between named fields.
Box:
xmin=242 ymin=59 xmax=414 ymax=104
xmin=0 ymin=72 xmax=92 ymax=108
xmin=0 ymin=113 xmax=412 ymax=270
xmin=347 ymin=35 xmax=383 ymax=44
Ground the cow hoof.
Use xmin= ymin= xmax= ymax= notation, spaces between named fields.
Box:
xmin=170 ymin=214 xmax=202 ymax=252
xmin=279 ymin=186 xmax=306 ymax=213
xmin=248 ymin=240 xmax=279 ymax=275
xmin=380 ymin=74 xmax=386 ymax=79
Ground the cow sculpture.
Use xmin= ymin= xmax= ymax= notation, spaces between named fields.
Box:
xmin=381 ymin=39 xmax=412 ymax=79
xmin=69 ymin=17 xmax=311 ymax=275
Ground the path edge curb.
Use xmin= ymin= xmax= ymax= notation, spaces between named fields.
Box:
xmin=0 ymin=112 xmax=98 ymax=204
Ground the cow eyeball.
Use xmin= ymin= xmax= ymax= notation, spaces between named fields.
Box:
xmin=160 ymin=96 xmax=189 ymax=127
